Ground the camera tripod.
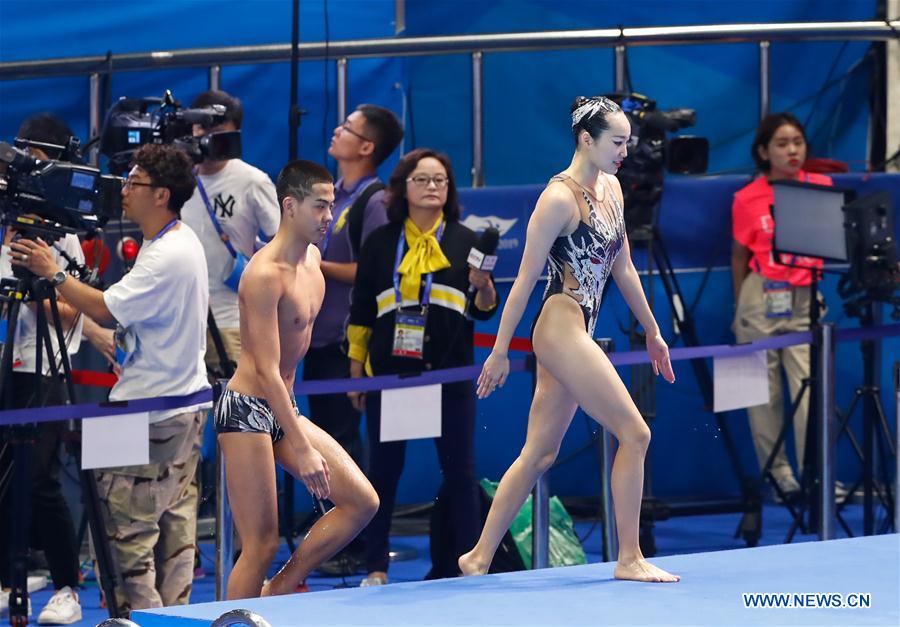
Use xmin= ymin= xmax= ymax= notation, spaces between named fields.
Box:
xmin=0 ymin=268 xmax=123 ymax=623
xmin=769 ymin=279 xmax=898 ymax=542
xmin=628 ymin=224 xmax=762 ymax=554
xmin=833 ymin=296 xmax=898 ymax=537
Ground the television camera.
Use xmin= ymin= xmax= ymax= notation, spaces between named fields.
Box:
xmin=99 ymin=90 xmax=241 ymax=175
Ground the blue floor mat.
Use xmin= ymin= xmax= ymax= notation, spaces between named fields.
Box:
xmin=135 ymin=534 xmax=899 ymax=626
xmin=27 ymin=502 xmax=897 ymax=626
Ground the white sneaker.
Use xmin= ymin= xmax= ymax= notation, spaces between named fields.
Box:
xmin=360 ymin=574 xmax=388 ymax=587
xmin=37 ymin=586 xmax=81 ymax=625
xmin=835 ymin=480 xmax=849 ymax=500
xmin=0 ymin=589 xmax=32 ymax=618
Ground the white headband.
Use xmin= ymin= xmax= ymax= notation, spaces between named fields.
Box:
xmin=571 ymin=98 xmax=619 ymax=129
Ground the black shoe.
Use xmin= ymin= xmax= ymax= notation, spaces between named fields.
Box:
xmin=771 ymin=473 xmax=802 ymax=504
xmin=316 ymin=551 xmax=365 ymax=577
xmin=772 ymin=487 xmax=802 ymax=504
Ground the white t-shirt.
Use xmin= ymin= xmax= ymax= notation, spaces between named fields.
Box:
xmin=0 ymin=233 xmax=84 ymax=375
xmin=181 ymin=159 xmax=280 ymax=329
xmin=103 ymin=223 xmax=211 ymax=423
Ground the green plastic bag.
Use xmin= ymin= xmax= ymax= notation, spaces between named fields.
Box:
xmin=480 ymin=479 xmax=587 ymax=569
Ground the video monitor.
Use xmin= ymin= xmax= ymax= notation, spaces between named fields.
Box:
xmin=771 ymin=180 xmax=850 ymax=262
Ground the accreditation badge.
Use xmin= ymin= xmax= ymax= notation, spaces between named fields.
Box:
xmin=763 ymin=280 xmax=793 ymax=318
xmin=114 ymin=324 xmax=137 ymax=367
xmin=392 ymin=308 xmax=427 ymax=359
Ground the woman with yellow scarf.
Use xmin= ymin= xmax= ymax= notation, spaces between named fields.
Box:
xmin=347 ymin=148 xmax=498 ymax=586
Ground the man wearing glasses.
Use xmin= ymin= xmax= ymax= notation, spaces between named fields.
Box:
xmin=12 ymin=144 xmax=211 ymax=616
xmin=304 ymin=106 xmax=403 ymax=463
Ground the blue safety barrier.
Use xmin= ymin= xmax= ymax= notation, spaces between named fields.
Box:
xmin=2 ymin=324 xmax=897 ymax=428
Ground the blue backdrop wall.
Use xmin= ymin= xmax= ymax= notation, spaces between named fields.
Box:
xmin=0 ymin=0 xmax=880 ymax=183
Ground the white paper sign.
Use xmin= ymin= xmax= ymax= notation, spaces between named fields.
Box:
xmin=713 ymin=350 xmax=770 ymax=413
xmin=380 ymin=384 xmax=442 ymax=442
xmin=82 ymin=412 xmax=150 ymax=469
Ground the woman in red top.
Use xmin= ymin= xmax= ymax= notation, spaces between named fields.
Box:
xmin=732 ymin=112 xmax=831 ymax=500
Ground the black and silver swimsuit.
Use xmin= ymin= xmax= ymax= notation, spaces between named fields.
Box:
xmin=535 ymin=173 xmax=626 ymax=338
xmin=214 ymin=387 xmax=290 ymax=443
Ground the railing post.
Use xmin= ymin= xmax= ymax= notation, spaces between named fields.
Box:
xmin=215 ymin=443 xmax=234 ymax=600
xmin=209 ymin=65 xmax=221 ymax=91
xmin=600 ymin=428 xmax=618 ymax=561
xmin=527 ymin=352 xmax=549 ymax=569
xmin=394 ymin=0 xmax=406 ymax=35
xmin=88 ymin=73 xmax=102 ymax=166
xmin=336 ymin=57 xmax=348 ymax=126
xmin=759 ymin=40 xmax=771 ymax=119
xmin=894 ymin=361 xmax=899 ymax=532
xmin=471 ymin=51 xmax=484 ymax=187
xmin=816 ymin=322 xmax=836 ymax=540
xmin=614 ymin=45 xmax=626 ymax=92
xmin=531 ymin=474 xmax=550 ymax=569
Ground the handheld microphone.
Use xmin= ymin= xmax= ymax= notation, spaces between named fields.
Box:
xmin=466 ymin=227 xmax=500 ymax=310
xmin=467 ymin=226 xmax=500 ymax=273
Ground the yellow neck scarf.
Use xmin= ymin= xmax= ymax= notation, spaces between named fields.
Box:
xmin=397 ymin=216 xmax=450 ymax=303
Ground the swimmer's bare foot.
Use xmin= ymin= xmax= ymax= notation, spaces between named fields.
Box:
xmin=260 ymin=574 xmax=302 ymax=596
xmin=614 ymin=558 xmax=680 ymax=582
xmin=458 ymin=550 xmax=489 ymax=576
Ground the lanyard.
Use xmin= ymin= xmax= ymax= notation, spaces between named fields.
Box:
xmin=393 ymin=221 xmax=445 ymax=310
xmin=320 ymin=175 xmax=378 ymax=256
xmin=152 ymin=218 xmax=179 ymax=242
xmin=195 ymin=174 xmax=238 ymax=258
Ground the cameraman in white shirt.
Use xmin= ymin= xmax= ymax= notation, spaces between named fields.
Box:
xmin=11 ymin=143 xmax=210 ymax=615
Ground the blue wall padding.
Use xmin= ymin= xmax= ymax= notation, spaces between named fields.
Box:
xmin=0 ymin=1 xmax=878 ymax=185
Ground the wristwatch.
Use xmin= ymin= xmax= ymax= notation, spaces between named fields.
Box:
xmin=50 ymin=270 xmax=68 ymax=287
